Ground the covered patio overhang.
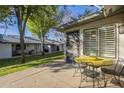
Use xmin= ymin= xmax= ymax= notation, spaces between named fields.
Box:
xmin=57 ymin=6 xmax=124 ymax=63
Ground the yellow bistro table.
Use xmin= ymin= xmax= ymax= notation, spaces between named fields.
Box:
xmin=74 ymin=56 xmax=114 ymax=87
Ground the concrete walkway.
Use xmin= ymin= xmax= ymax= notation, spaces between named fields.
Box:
xmin=0 ymin=60 xmax=119 ymax=88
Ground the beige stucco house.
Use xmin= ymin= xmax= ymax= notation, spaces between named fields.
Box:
xmin=58 ymin=5 xmax=124 ymax=63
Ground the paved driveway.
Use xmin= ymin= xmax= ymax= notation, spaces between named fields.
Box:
xmin=0 ymin=60 xmax=119 ymax=88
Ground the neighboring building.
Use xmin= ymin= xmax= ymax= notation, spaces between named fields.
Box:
xmin=44 ymin=39 xmax=64 ymax=53
xmin=58 ymin=5 xmax=124 ymax=63
xmin=0 ymin=34 xmax=41 ymax=59
xmin=0 ymin=34 xmax=64 ymax=59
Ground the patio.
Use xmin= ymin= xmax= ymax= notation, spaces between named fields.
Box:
xmin=0 ymin=60 xmax=120 ymax=88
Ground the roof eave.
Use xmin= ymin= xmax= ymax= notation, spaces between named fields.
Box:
xmin=58 ymin=7 xmax=124 ymax=32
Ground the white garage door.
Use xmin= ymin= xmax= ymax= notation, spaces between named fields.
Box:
xmin=0 ymin=43 xmax=12 ymax=59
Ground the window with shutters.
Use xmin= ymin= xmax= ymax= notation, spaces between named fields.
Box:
xmin=83 ymin=25 xmax=116 ymax=58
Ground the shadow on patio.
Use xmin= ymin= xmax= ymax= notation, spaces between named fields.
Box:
xmin=34 ymin=60 xmax=121 ymax=88
xmin=35 ymin=60 xmax=75 ymax=73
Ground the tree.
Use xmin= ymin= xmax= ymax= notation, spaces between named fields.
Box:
xmin=13 ymin=6 xmax=32 ymax=63
xmin=27 ymin=6 xmax=60 ymax=55
xmin=0 ymin=5 xmax=59 ymax=63
xmin=0 ymin=6 xmax=34 ymax=63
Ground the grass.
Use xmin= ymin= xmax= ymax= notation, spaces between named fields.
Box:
xmin=0 ymin=52 xmax=64 ymax=76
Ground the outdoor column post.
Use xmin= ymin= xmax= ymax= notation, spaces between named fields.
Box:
xmin=80 ymin=28 xmax=84 ymax=56
xmin=64 ymin=32 xmax=67 ymax=62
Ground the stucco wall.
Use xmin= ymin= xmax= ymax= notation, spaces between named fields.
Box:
xmin=119 ymin=34 xmax=124 ymax=58
xmin=119 ymin=25 xmax=124 ymax=59
xmin=0 ymin=43 xmax=12 ymax=59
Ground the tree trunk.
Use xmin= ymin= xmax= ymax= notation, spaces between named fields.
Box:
xmin=18 ymin=18 xmax=25 ymax=63
xmin=15 ymin=6 xmax=26 ymax=64
xmin=40 ymin=34 xmax=45 ymax=55
xmin=18 ymin=16 xmax=25 ymax=63
xmin=20 ymin=31 xmax=25 ymax=63
xmin=14 ymin=6 xmax=30 ymax=64
xmin=20 ymin=10 xmax=29 ymax=63
xmin=41 ymin=35 xmax=45 ymax=55
xmin=42 ymin=36 xmax=45 ymax=55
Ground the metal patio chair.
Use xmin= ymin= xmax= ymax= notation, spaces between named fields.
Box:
xmin=73 ymin=57 xmax=87 ymax=77
xmin=73 ymin=57 xmax=89 ymax=88
xmin=101 ymin=58 xmax=124 ymax=87
xmin=81 ymin=62 xmax=101 ymax=88
xmin=74 ymin=57 xmax=103 ymax=88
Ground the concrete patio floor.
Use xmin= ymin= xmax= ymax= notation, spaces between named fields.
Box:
xmin=0 ymin=60 xmax=120 ymax=88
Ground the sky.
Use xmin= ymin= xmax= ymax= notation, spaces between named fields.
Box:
xmin=0 ymin=5 xmax=98 ymax=40
xmin=59 ymin=5 xmax=98 ymax=18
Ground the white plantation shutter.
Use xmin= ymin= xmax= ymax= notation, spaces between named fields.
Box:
xmin=83 ymin=28 xmax=98 ymax=56
xmin=99 ymin=26 xmax=116 ymax=58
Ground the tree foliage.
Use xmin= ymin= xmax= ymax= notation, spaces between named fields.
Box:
xmin=27 ymin=6 xmax=61 ymax=55
xmin=27 ymin=6 xmax=59 ymax=37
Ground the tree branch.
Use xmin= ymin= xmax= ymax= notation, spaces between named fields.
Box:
xmin=22 ymin=6 xmax=30 ymax=33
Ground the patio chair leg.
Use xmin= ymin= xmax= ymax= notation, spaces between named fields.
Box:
xmin=97 ymin=79 xmax=102 ymax=88
xmin=73 ymin=68 xmax=77 ymax=77
xmin=103 ymin=73 xmax=108 ymax=87
xmin=118 ymin=76 xmax=122 ymax=87
xmin=79 ymin=73 xmax=83 ymax=88
xmin=93 ymin=67 xmax=95 ymax=88
xmin=73 ymin=64 xmax=79 ymax=77
xmin=112 ymin=74 xmax=122 ymax=87
xmin=116 ymin=67 xmax=124 ymax=87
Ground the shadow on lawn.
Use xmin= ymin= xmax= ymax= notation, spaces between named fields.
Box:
xmin=0 ymin=56 xmax=64 ymax=70
xmin=0 ymin=52 xmax=63 ymax=68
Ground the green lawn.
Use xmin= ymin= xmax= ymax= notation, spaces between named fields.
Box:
xmin=0 ymin=52 xmax=64 ymax=76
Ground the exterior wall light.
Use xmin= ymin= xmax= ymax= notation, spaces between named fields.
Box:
xmin=119 ymin=24 xmax=124 ymax=34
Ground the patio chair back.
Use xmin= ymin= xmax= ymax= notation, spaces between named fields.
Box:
xmin=101 ymin=58 xmax=124 ymax=87
xmin=117 ymin=58 xmax=124 ymax=76
xmin=116 ymin=58 xmax=124 ymax=76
